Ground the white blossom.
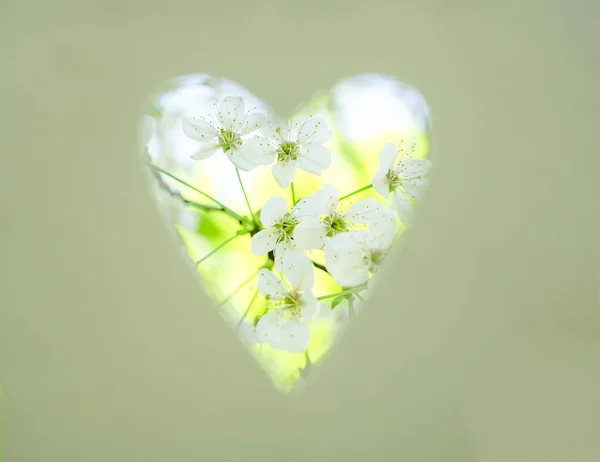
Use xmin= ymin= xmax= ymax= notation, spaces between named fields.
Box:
xmin=294 ymin=184 xmax=384 ymax=250
xmin=254 ymin=253 xmax=319 ymax=353
xmin=251 ymin=196 xmax=319 ymax=268
xmin=372 ymin=140 xmax=432 ymax=223
xmin=244 ymin=112 xmax=333 ymax=188
xmin=181 ymin=96 xmax=271 ymax=171
xmin=324 ymin=209 xmax=397 ymax=286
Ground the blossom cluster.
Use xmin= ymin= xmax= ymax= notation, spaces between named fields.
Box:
xmin=178 ymin=95 xmax=433 ymax=354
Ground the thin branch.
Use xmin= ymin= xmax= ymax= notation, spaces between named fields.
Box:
xmin=149 ymin=163 xmax=243 ymax=222
xmin=151 ymin=168 xmax=227 ymax=214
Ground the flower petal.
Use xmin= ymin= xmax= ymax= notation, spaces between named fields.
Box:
xmin=238 ymin=137 xmax=276 ymax=166
xmin=399 ymin=158 xmax=432 ymax=179
xmin=390 ymin=190 xmax=414 ymax=224
xmin=402 ymin=177 xmax=429 ymax=199
xmin=217 ymin=96 xmax=245 ymax=130
xmin=182 ymin=116 xmax=219 ymax=141
xmin=272 ymin=160 xmax=297 ymax=188
xmin=251 ymin=228 xmax=279 ymax=256
xmin=367 ymin=209 xmax=398 ymax=249
xmin=290 ymin=196 xmax=324 ymax=218
xmin=299 ymin=293 xmax=320 ymax=321
xmin=297 ymin=145 xmax=331 ymax=175
xmin=255 ymin=311 xmax=283 ymax=348
xmin=372 ymin=166 xmax=391 ymax=198
xmin=239 ymin=112 xmax=263 ymax=135
xmin=277 ymin=319 xmax=311 ymax=353
xmin=296 ymin=117 xmax=332 ymax=145
xmin=279 ymin=252 xmax=315 ymax=292
xmin=294 ymin=216 xmax=327 ymax=250
xmin=343 ymin=197 xmax=384 ymax=225
xmin=274 ymin=240 xmax=297 ymax=271
xmin=258 ymin=269 xmax=287 ymax=299
xmin=226 ymin=147 xmax=256 ymax=171
xmin=260 ymin=111 xmax=288 ymax=140
xmin=310 ymin=184 xmax=338 ymax=215
xmin=190 ymin=143 xmax=220 ymax=160
xmin=260 ymin=196 xmax=288 ymax=227
xmin=324 ymin=232 xmax=370 ymax=286
xmin=379 ymin=143 xmax=399 ymax=171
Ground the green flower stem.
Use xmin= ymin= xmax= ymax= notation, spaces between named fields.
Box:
xmin=339 ymin=184 xmax=373 ymax=201
xmin=235 ymin=167 xmax=256 ymax=224
xmin=290 ymin=182 xmax=297 ymax=206
xmin=236 ymin=289 xmax=259 ymax=329
xmin=150 ymin=164 xmax=243 ymax=223
xmin=348 ymin=297 xmax=355 ymax=320
xmin=317 ymin=283 xmax=368 ymax=301
xmin=195 ymin=232 xmax=246 ymax=267
xmin=218 ymin=268 xmax=260 ymax=307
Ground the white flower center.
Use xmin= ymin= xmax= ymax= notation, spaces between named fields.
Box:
xmin=323 ymin=212 xmax=349 ymax=237
xmin=387 ymin=159 xmax=425 ymax=192
xmin=281 ymin=290 xmax=304 ymax=319
xmin=277 ymin=138 xmax=300 ymax=163
xmin=386 ymin=168 xmax=402 ymax=193
xmin=218 ymin=128 xmax=242 ymax=152
xmin=274 ymin=214 xmax=299 ymax=243
xmin=362 ymin=249 xmax=387 ymax=274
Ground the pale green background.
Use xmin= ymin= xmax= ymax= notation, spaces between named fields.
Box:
xmin=1 ymin=0 xmax=599 ymax=461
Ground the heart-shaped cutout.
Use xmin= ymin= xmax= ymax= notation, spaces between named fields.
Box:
xmin=141 ymin=73 xmax=432 ymax=392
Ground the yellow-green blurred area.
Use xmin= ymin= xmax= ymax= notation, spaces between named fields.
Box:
xmin=144 ymin=73 xmax=430 ymax=391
